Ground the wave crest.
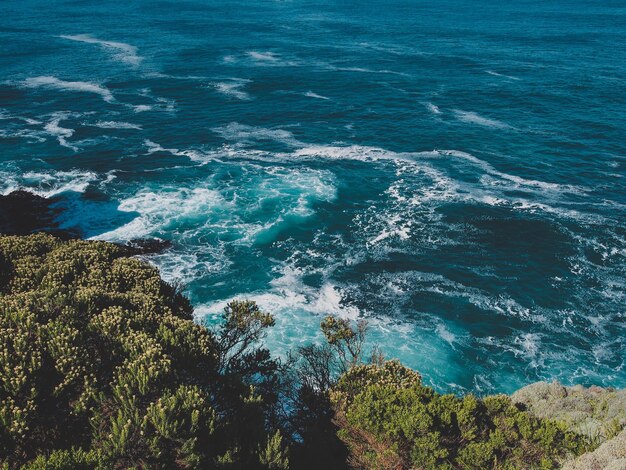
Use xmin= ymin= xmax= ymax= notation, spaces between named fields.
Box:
xmin=23 ymin=76 xmax=114 ymax=103
xmin=59 ymin=34 xmax=142 ymax=67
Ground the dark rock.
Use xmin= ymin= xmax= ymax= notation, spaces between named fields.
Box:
xmin=0 ymin=191 xmax=171 ymax=255
xmin=120 ymin=238 xmax=173 ymax=255
xmin=0 ymin=190 xmax=79 ymax=239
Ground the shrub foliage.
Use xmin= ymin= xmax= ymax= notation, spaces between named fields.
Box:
xmin=0 ymin=234 xmax=286 ymax=469
xmin=330 ymin=361 xmax=588 ymax=469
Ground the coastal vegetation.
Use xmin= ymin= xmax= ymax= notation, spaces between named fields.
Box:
xmin=0 ymin=233 xmax=614 ymax=469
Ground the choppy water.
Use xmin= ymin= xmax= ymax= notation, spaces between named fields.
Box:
xmin=1 ymin=0 xmax=625 ymax=393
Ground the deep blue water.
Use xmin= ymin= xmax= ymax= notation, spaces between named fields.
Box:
xmin=1 ymin=0 xmax=625 ymax=393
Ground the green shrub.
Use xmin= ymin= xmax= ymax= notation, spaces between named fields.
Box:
xmin=0 ymin=234 xmax=281 ymax=469
xmin=331 ymin=360 xmax=590 ymax=469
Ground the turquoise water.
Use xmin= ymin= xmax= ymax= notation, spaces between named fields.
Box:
xmin=1 ymin=0 xmax=624 ymax=393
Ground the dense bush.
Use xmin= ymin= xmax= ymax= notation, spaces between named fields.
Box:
xmin=330 ymin=361 xmax=590 ymax=469
xmin=0 ymin=233 xmax=287 ymax=469
xmin=0 ymin=234 xmax=594 ymax=469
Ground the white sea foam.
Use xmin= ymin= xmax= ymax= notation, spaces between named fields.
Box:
xmin=513 ymin=333 xmax=542 ymax=366
xmin=203 ymin=138 xmax=581 ymax=213
xmin=59 ymin=34 xmax=142 ymax=67
xmin=133 ymin=104 xmax=152 ymax=112
xmin=149 ymin=244 xmax=231 ymax=285
xmin=0 ymin=128 xmax=48 ymax=143
xmin=328 ymin=65 xmax=409 ymax=76
xmin=213 ymin=122 xmax=305 ymax=147
xmin=425 ymin=102 xmax=442 ymax=115
xmin=229 ymin=50 xmax=405 ymax=75
xmin=193 ymin=262 xmax=458 ymax=387
xmin=452 ymin=110 xmax=513 ymax=129
xmin=146 ymin=72 xmax=208 ymax=81
xmin=256 ymin=266 xmax=360 ymax=318
xmin=254 ymin=144 xmax=585 ymax=223
xmin=119 ymin=136 xmax=621 ymax=391
xmin=90 ymin=120 xmax=142 ymax=130
xmin=93 ymin=187 xmax=229 ymax=241
xmin=44 ymin=112 xmax=78 ymax=151
xmin=486 ymin=70 xmax=520 ymax=81
xmin=154 ymin=96 xmax=176 ymax=112
xmin=144 ymin=140 xmax=218 ymax=163
xmin=369 ymin=214 xmax=411 ymax=245
xmin=194 ymin=269 xmax=359 ymax=343
xmin=293 ymin=144 xmax=407 ymax=162
xmin=303 ymin=91 xmax=330 ymax=100
xmin=25 ymin=170 xmax=97 ymax=196
xmin=246 ymin=51 xmax=280 ymax=62
xmin=261 ymin=166 xmax=337 ymax=216
xmin=144 ymin=140 xmax=168 ymax=154
xmin=122 ymin=138 xmax=613 ymax=373
xmin=432 ymin=149 xmax=585 ymax=194
xmin=225 ymin=51 xmax=304 ymax=67
xmin=0 ymin=169 xmax=98 ymax=197
xmin=95 ymin=164 xmax=336 ymax=246
xmin=435 ymin=324 xmax=459 ymax=346
xmin=211 ymin=79 xmax=251 ymax=100
xmin=123 ymin=89 xmax=176 ymax=113
xmin=285 ymin=143 xmax=593 ymax=232
xmin=23 ymin=76 xmax=114 ymax=103
xmin=0 ymin=109 xmax=42 ymax=125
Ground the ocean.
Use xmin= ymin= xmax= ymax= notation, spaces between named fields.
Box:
xmin=1 ymin=0 xmax=624 ymax=393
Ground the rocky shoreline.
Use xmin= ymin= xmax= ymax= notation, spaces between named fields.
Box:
xmin=0 ymin=190 xmax=79 ymax=239
xmin=0 ymin=190 xmax=171 ymax=256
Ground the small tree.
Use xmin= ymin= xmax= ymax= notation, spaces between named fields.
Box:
xmin=320 ymin=316 xmax=368 ymax=372
xmin=217 ymin=300 xmax=275 ymax=375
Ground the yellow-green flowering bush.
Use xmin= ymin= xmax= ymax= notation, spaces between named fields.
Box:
xmin=0 ymin=234 xmax=287 ymax=469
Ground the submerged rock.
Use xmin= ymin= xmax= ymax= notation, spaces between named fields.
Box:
xmin=0 ymin=191 xmax=171 ymax=256
xmin=120 ymin=238 xmax=173 ymax=255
